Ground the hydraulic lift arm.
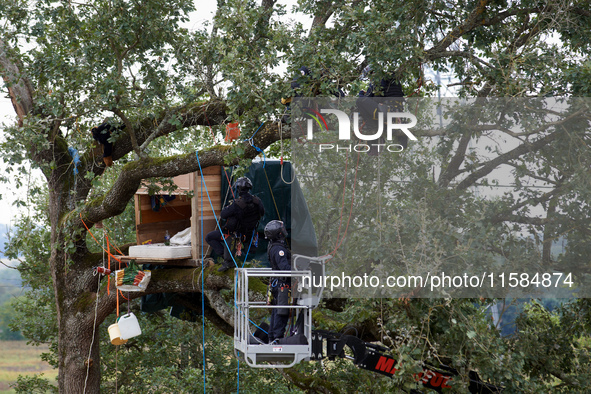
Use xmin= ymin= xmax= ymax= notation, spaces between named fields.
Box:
xmin=311 ymin=330 xmax=502 ymax=393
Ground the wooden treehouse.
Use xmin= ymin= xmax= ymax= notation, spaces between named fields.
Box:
xmin=124 ymin=166 xmax=222 ymax=266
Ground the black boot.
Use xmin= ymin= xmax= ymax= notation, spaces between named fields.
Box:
xmin=218 ymin=260 xmax=234 ymax=272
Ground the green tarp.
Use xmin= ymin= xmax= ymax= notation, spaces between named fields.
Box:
xmin=219 ymin=160 xmax=318 ymax=265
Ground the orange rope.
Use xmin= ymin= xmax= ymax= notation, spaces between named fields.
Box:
xmin=118 ymin=290 xmax=129 ymax=301
xmin=107 ymin=235 xmax=111 ymax=295
xmin=105 ymin=230 xmax=124 ymax=256
xmin=79 ymin=212 xmax=122 ymax=264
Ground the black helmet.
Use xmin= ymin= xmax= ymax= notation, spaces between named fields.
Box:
xmin=235 ymin=177 xmax=253 ymax=194
xmin=264 ymin=220 xmax=287 ymax=240
xmin=361 ymin=65 xmax=373 ymax=80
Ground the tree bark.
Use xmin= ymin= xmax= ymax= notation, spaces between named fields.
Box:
xmin=48 ymin=177 xmax=103 ymax=392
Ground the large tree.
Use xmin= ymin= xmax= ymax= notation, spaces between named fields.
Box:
xmin=1 ymin=0 xmax=591 ymax=392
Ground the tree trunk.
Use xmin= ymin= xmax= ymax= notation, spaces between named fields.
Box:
xmin=57 ymin=306 xmax=101 ymax=393
xmin=50 ymin=179 xmax=104 ymax=393
xmin=52 ymin=250 xmax=103 ymax=393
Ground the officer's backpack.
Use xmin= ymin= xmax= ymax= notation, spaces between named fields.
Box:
xmin=235 ymin=196 xmax=262 ymax=234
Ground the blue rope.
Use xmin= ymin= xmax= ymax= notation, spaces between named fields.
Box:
xmin=195 ymin=151 xmax=239 ymax=268
xmin=248 ymin=142 xmax=266 ymax=168
xmin=241 ymin=231 xmax=255 ymax=268
xmin=244 ymin=122 xmax=266 ymax=168
xmin=237 ymin=351 xmax=240 ymax=393
xmin=201 ymin=159 xmax=206 ymax=394
xmin=247 ymin=121 xmax=265 ymax=141
xmin=195 ymin=151 xmax=268 ymax=367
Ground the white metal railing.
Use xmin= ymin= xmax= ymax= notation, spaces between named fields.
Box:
xmin=233 ymin=254 xmax=329 ymax=368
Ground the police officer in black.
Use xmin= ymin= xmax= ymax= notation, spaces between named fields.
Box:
xmin=357 ymin=66 xmax=407 ymax=155
xmin=205 ymin=177 xmax=265 ymax=272
xmin=264 ymin=220 xmax=291 ymax=342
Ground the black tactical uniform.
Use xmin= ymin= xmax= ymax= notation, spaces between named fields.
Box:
xmin=265 ymin=220 xmax=291 ymax=342
xmin=205 ymin=177 xmax=264 ymax=272
xmin=357 ymin=67 xmax=407 ymax=154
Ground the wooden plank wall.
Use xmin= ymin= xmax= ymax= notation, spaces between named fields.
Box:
xmin=191 ymin=166 xmax=222 ymax=259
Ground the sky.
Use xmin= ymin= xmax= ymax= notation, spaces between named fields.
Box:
xmin=0 ymin=96 xmax=23 ymax=225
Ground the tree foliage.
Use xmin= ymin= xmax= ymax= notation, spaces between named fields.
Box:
xmin=1 ymin=0 xmax=591 ymax=392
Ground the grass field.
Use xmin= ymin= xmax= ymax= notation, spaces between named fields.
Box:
xmin=0 ymin=341 xmax=57 ymax=394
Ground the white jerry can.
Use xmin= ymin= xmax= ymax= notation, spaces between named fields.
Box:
xmin=117 ymin=312 xmax=142 ymax=340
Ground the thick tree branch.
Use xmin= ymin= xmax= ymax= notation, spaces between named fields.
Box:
xmin=203 ymin=289 xmax=234 ymax=328
xmin=490 ymin=215 xmax=551 ymax=226
xmin=0 ymin=39 xmax=34 ymax=126
xmin=491 ymin=186 xmax=564 ymax=225
xmin=112 ymin=108 xmax=143 ymax=158
xmin=482 ymin=6 xmax=545 ymax=27
xmin=310 ymin=0 xmax=335 ymax=33
xmin=542 ymin=195 xmax=558 ymax=264
xmin=438 ymin=131 xmax=473 ymax=188
xmin=90 ymin=100 xmax=229 ymax=171
xmin=455 ymin=131 xmax=559 ymax=190
xmin=94 ymin=266 xmax=235 ymax=324
xmin=75 ymin=99 xmax=230 ymax=206
xmin=82 ymin=119 xmax=286 ymax=226
xmin=453 ymin=106 xmax=588 ymax=191
xmin=428 ymin=50 xmax=494 ymax=70
xmin=91 ymin=264 xmax=268 ymax=336
xmin=424 ymin=0 xmax=490 ymax=60
xmin=251 ymin=0 xmax=278 ymax=48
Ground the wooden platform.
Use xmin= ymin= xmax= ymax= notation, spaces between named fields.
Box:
xmin=115 ymin=255 xmax=202 ymax=267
